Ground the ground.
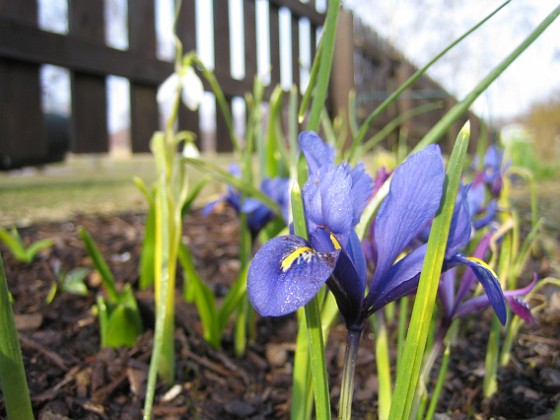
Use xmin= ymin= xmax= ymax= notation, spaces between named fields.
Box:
xmin=1 ymin=204 xmax=559 ymax=419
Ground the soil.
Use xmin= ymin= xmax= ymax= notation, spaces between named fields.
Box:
xmin=1 ymin=207 xmax=559 ymax=419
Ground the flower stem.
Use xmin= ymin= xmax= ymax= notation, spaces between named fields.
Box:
xmin=338 ymin=327 xmax=362 ymax=420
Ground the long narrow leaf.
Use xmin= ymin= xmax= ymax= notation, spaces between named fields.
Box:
xmin=347 ymin=0 xmax=511 ymax=163
xmin=412 ymin=4 xmax=560 ymax=154
xmin=178 ymin=243 xmax=220 ymax=348
xmin=0 ymin=253 xmax=34 ymax=420
xmin=390 ymin=123 xmax=470 ymax=420
xmin=79 ymin=227 xmax=119 ymax=303
xmin=183 ymin=157 xmax=283 ymax=218
xmin=306 ymin=0 xmax=340 ymax=132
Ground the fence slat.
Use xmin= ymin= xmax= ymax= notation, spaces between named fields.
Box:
xmin=0 ymin=59 xmax=46 ymax=166
xmin=0 ymin=0 xmax=46 ymax=169
xmin=213 ymin=0 xmax=233 ymax=152
xmin=128 ymin=0 xmax=158 ymax=153
xmin=176 ymin=0 xmax=201 ymax=148
xmin=291 ymin=12 xmax=300 ymax=89
xmin=244 ymin=0 xmax=257 ymax=82
xmin=269 ymin=4 xmax=281 ymax=88
xmin=69 ymin=0 xmax=108 ymax=153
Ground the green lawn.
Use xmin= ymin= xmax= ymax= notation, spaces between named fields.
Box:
xmin=0 ymin=154 xmax=230 ymax=227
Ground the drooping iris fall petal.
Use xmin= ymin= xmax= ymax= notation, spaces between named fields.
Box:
xmin=247 ymin=235 xmax=338 ymax=317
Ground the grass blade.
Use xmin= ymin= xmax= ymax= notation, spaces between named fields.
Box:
xmin=389 ymin=122 xmax=470 ymax=420
xmin=0 ymin=253 xmax=35 ymax=420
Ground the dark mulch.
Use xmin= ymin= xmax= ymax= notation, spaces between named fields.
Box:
xmin=1 ymin=208 xmax=559 ymax=419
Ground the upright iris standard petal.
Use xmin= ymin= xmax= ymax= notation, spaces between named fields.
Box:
xmin=349 ymin=163 xmax=374 ymax=226
xmin=299 ymin=131 xmax=335 ymax=174
xmin=248 ymin=235 xmax=338 ymax=317
xmin=369 ymin=145 xmax=445 ymax=298
xmin=303 ymin=164 xmax=354 ymax=250
xmin=451 ymin=254 xmax=507 ymax=324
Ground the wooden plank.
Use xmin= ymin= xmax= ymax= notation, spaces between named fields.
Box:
xmin=128 ymin=0 xmax=158 ymax=153
xmin=176 ymin=0 xmax=201 ymax=146
xmin=69 ymin=0 xmax=108 ymax=153
xmin=176 ymin=0 xmax=197 ymax=52
xmin=291 ymin=12 xmax=300 ymax=89
xmin=129 ymin=83 xmax=158 ymax=153
xmin=0 ymin=0 xmax=37 ymax=24
xmin=0 ymin=59 xmax=46 ymax=167
xmin=0 ymin=0 xmax=46 ymax=168
xmin=213 ymin=0 xmax=233 ymax=152
xmin=269 ymin=4 xmax=281 ymax=86
xmin=0 ymin=20 xmax=253 ymax=97
xmin=243 ymin=0 xmax=257 ymax=81
xmin=269 ymin=0 xmax=324 ymax=25
xmin=70 ymin=72 xmax=108 ymax=153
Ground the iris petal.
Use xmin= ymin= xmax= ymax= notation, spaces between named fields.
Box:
xmin=299 ymin=131 xmax=335 ymax=174
xmin=366 ymin=244 xmax=426 ymax=312
xmin=349 ymin=163 xmax=374 ymax=226
xmin=453 ymin=254 xmax=507 ymax=325
xmin=328 ymin=246 xmax=366 ymax=328
xmin=304 ymin=165 xmax=354 ymax=248
xmin=248 ymin=235 xmax=337 ymax=317
xmin=370 ymin=144 xmax=445 ymax=296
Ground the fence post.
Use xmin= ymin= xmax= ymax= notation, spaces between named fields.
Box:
xmin=0 ymin=0 xmax=47 ymax=168
xmin=128 ymin=0 xmax=159 ymax=153
xmin=330 ymin=9 xmax=354 ymax=147
xmin=68 ymin=0 xmax=108 ymax=153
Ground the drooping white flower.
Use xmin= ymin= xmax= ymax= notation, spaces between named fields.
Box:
xmin=181 ymin=67 xmax=203 ymax=111
xmin=182 ymin=141 xmax=200 ymax=158
xmin=157 ymin=67 xmax=203 ymax=112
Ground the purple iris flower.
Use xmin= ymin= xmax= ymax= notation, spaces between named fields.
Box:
xmin=473 ymin=144 xmax=508 ymax=197
xmin=464 ymin=181 xmax=498 ymax=230
xmin=248 ymin=134 xmax=453 ymax=331
xmin=204 ymin=164 xmax=290 ymax=237
xmin=439 ymin=267 xmax=537 ymax=326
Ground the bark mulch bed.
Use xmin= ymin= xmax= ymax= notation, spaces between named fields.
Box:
xmin=1 ymin=207 xmax=559 ymax=419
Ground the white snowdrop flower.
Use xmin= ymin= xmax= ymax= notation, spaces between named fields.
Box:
xmin=181 ymin=67 xmax=203 ymax=111
xmin=157 ymin=67 xmax=203 ymax=112
xmin=182 ymin=141 xmax=200 ymax=158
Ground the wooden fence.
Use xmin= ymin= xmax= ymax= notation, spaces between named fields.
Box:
xmin=0 ymin=1 xmax=478 ymax=169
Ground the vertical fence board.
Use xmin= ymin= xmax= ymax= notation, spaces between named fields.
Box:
xmin=0 ymin=0 xmax=46 ymax=168
xmin=291 ymin=12 xmax=300 ymax=89
xmin=244 ymin=0 xmax=257 ymax=82
xmin=128 ymin=0 xmax=158 ymax=153
xmin=213 ymin=0 xmax=233 ymax=152
xmin=269 ymin=4 xmax=281 ymax=87
xmin=69 ymin=0 xmax=108 ymax=153
xmin=176 ymin=0 xmax=201 ymax=148
xmin=0 ymin=60 xmax=46 ymax=166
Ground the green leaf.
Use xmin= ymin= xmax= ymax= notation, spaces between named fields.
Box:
xmin=79 ymin=227 xmax=119 ymax=303
xmin=306 ymin=0 xmax=340 ymax=132
xmin=412 ymin=4 xmax=560 ymax=154
xmin=389 ymin=122 xmax=470 ymax=420
xmin=0 ymin=227 xmax=28 ymax=262
xmin=139 ymin=200 xmax=156 ymax=290
xmin=24 ymin=238 xmax=54 ymax=262
xmin=183 ymin=157 xmax=283 ymax=218
xmin=217 ymin=264 xmax=248 ymax=334
xmin=0 ymin=253 xmax=35 ymax=419
xmin=104 ymin=304 xmax=142 ymax=348
xmin=347 ymin=0 xmax=512 ymax=164
xmin=178 ymin=243 xmax=220 ymax=348
xmin=62 ymin=267 xmax=90 ymax=296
